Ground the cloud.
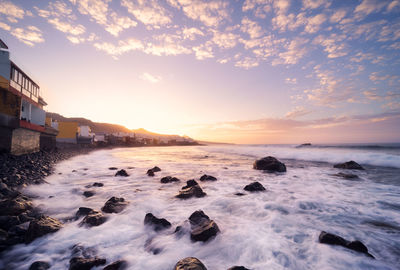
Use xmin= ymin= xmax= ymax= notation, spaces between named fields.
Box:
xmin=121 ymin=0 xmax=172 ymax=26
xmin=235 ymin=57 xmax=259 ymax=69
xmin=285 ymin=106 xmax=311 ymax=118
xmin=73 ymin=0 xmax=110 ymax=25
xmin=354 ymin=0 xmax=389 ymax=18
xmin=330 ymin=9 xmax=347 ymax=23
xmin=182 ymin=27 xmax=204 ymax=40
xmin=285 ymin=78 xmax=297 ymax=84
xmin=47 ymin=18 xmax=86 ymax=35
xmin=273 ymin=37 xmax=308 ymax=65
xmin=145 ymin=34 xmax=192 ymax=56
xmin=242 ymin=0 xmax=271 ymax=18
xmin=369 ymin=72 xmax=391 ymax=81
xmin=140 ymin=72 xmax=162 ymax=83
xmin=0 ymin=21 xmax=11 ymax=31
xmin=0 ymin=1 xmax=25 ymax=23
xmin=241 ymin=17 xmax=263 ymax=39
xmin=313 ymin=34 xmax=348 ymax=58
xmin=193 ymin=43 xmax=214 ymax=60
xmin=302 ymin=0 xmax=331 ymax=10
xmin=212 ymin=31 xmax=239 ymax=49
xmin=93 ymin=38 xmax=144 ymax=58
xmin=304 ymin=13 xmax=326 ymax=33
xmin=11 ymin=26 xmax=44 ymax=46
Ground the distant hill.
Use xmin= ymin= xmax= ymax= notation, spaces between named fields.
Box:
xmin=46 ymin=112 xmax=131 ymax=134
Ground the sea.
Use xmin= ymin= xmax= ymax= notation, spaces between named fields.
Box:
xmin=1 ymin=144 xmax=400 ymax=270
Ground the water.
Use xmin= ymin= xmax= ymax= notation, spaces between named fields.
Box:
xmin=1 ymin=144 xmax=400 ymax=269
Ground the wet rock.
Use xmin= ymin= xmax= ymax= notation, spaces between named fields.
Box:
xmin=83 ymin=191 xmax=95 ymax=198
xmin=160 ymin=176 xmax=180 ymax=184
xmin=75 ymin=207 xmax=94 ymax=219
xmin=115 ymin=169 xmax=129 ymax=177
xmin=103 ymin=260 xmax=127 ymax=270
xmin=235 ymin=193 xmax=246 ymax=196
xmin=109 ymin=167 xmax=118 ymax=170
xmin=0 ymin=215 xmax=20 ymax=231
xmin=176 ymin=181 xmax=206 ymax=199
xmin=319 ymin=231 xmax=374 ymax=258
xmin=93 ymin=182 xmax=104 ymax=187
xmin=174 ymin=257 xmax=207 ymax=270
xmin=101 ymin=197 xmax=128 ymax=213
xmin=189 ymin=210 xmax=220 ymax=242
xmin=199 ymin=174 xmax=217 ymax=181
xmin=332 ymin=172 xmax=359 ymax=179
xmin=8 ymin=222 xmax=29 ymax=237
xmin=147 ymin=170 xmax=155 ymax=177
xmin=144 ymin=213 xmax=171 ymax=231
xmin=150 ymin=166 xmax=161 ymax=172
xmin=69 ymin=257 xmax=106 ymax=270
xmin=244 ymin=182 xmax=266 ymax=192
xmin=253 ymin=156 xmax=286 ymax=172
xmin=80 ymin=210 xmax=107 ymax=227
xmin=25 ymin=216 xmax=63 ymax=243
xmin=228 ymin=267 xmax=250 ymax=270
xmin=29 ymin=261 xmax=51 ymax=270
xmin=0 ymin=195 xmax=32 ymax=216
xmin=333 ymin=161 xmax=364 ymax=170
xmin=296 ymin=143 xmax=312 ymax=148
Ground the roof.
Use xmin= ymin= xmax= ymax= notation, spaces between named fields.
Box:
xmin=0 ymin=39 xmax=8 ymax=50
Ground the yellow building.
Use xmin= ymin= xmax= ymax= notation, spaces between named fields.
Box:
xmin=54 ymin=121 xmax=78 ymax=143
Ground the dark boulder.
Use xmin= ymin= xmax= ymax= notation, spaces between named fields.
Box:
xmin=25 ymin=216 xmax=63 ymax=243
xmin=103 ymin=260 xmax=127 ymax=270
xmin=199 ymin=174 xmax=217 ymax=181
xmin=79 ymin=210 xmax=107 ymax=227
xmin=244 ymin=182 xmax=266 ymax=192
xmin=144 ymin=213 xmax=171 ymax=231
xmin=101 ymin=197 xmax=128 ymax=213
xmin=150 ymin=166 xmax=161 ymax=172
xmin=147 ymin=166 xmax=161 ymax=176
xmin=69 ymin=257 xmax=106 ymax=270
xmin=109 ymin=167 xmax=118 ymax=170
xmin=0 ymin=215 xmax=20 ymax=231
xmin=189 ymin=210 xmax=220 ymax=242
xmin=319 ymin=231 xmax=374 ymax=258
xmin=160 ymin=176 xmax=181 ymax=184
xmin=0 ymin=195 xmax=32 ymax=216
xmin=75 ymin=207 xmax=94 ymax=219
xmin=29 ymin=261 xmax=50 ymax=270
xmin=93 ymin=182 xmax=104 ymax=187
xmin=333 ymin=161 xmax=364 ymax=170
xmin=332 ymin=172 xmax=359 ymax=179
xmin=174 ymin=257 xmax=207 ymax=270
xmin=83 ymin=191 xmax=95 ymax=198
xmin=147 ymin=170 xmax=155 ymax=177
xmin=228 ymin=267 xmax=250 ymax=270
xmin=235 ymin=193 xmax=246 ymax=196
xmin=253 ymin=156 xmax=286 ymax=172
xmin=115 ymin=169 xmax=129 ymax=177
xmin=176 ymin=181 xmax=206 ymax=199
xmin=183 ymin=179 xmax=198 ymax=188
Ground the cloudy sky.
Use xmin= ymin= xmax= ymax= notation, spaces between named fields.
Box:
xmin=1 ymin=0 xmax=400 ymax=143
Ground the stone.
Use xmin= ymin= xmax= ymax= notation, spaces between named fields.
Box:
xmin=174 ymin=257 xmax=207 ymax=270
xmin=115 ymin=169 xmax=129 ymax=177
xmin=0 ymin=215 xmax=20 ymax=231
xmin=75 ymin=207 xmax=94 ymax=219
xmin=333 ymin=172 xmax=359 ymax=179
xmin=29 ymin=261 xmax=50 ymax=270
xmin=0 ymin=196 xmax=32 ymax=216
xmin=25 ymin=216 xmax=63 ymax=243
xmin=235 ymin=193 xmax=246 ymax=196
xmin=109 ymin=167 xmax=118 ymax=170
xmin=150 ymin=166 xmax=161 ymax=172
xmin=93 ymin=182 xmax=104 ymax=187
xmin=160 ymin=176 xmax=181 ymax=184
xmin=189 ymin=210 xmax=220 ymax=242
xmin=69 ymin=257 xmax=106 ymax=270
xmin=176 ymin=183 xmax=206 ymax=199
xmin=147 ymin=170 xmax=155 ymax=177
xmin=244 ymin=182 xmax=266 ymax=192
xmin=227 ymin=267 xmax=250 ymax=270
xmin=80 ymin=210 xmax=107 ymax=227
xmin=333 ymin=161 xmax=364 ymax=170
xmin=144 ymin=213 xmax=171 ymax=231
xmin=253 ymin=156 xmax=286 ymax=172
xmin=199 ymin=174 xmax=217 ymax=181
xmin=83 ymin=191 xmax=95 ymax=198
xmin=103 ymin=260 xmax=127 ymax=270
xmin=183 ymin=180 xmax=198 ymax=188
xmin=101 ymin=197 xmax=128 ymax=213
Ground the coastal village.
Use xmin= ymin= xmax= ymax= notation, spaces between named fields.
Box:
xmin=0 ymin=40 xmax=197 ymax=156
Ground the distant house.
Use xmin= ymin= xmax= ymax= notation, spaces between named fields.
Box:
xmin=77 ymin=125 xmax=94 ymax=144
xmin=0 ymin=40 xmax=54 ymax=155
xmin=54 ymin=121 xmax=78 ymax=144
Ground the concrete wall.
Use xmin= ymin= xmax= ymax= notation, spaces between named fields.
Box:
xmin=57 ymin=122 xmax=78 ymax=139
xmin=10 ymin=128 xmax=40 ymax=155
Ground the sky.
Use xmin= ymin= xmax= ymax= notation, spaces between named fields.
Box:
xmin=1 ymin=0 xmax=400 ymax=144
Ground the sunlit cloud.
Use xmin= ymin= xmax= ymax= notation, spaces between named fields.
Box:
xmin=10 ymin=26 xmax=44 ymax=46
xmin=93 ymin=38 xmax=144 ymax=58
xmin=121 ymin=0 xmax=171 ymax=27
xmin=182 ymin=27 xmax=204 ymax=40
xmin=285 ymin=106 xmax=311 ymax=119
xmin=0 ymin=1 xmax=25 ymax=23
xmin=285 ymin=78 xmax=297 ymax=84
xmin=140 ymin=72 xmax=162 ymax=83
xmin=193 ymin=43 xmax=214 ymax=60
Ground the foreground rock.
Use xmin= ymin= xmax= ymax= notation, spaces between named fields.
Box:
xmin=0 ymin=195 xmax=32 ymax=216
xmin=176 ymin=180 xmax=206 ymax=199
xmin=160 ymin=176 xmax=180 ymax=184
xmin=101 ymin=197 xmax=128 ymax=213
xmin=199 ymin=174 xmax=217 ymax=181
xmin=253 ymin=156 xmax=286 ymax=172
xmin=75 ymin=207 xmax=94 ymax=219
xmin=103 ymin=260 xmax=127 ymax=270
xmin=147 ymin=166 xmax=161 ymax=176
xmin=25 ymin=216 xmax=63 ymax=243
xmin=83 ymin=190 xmax=95 ymax=197
xmin=189 ymin=210 xmax=220 ymax=242
xmin=144 ymin=213 xmax=172 ymax=231
xmin=93 ymin=182 xmax=104 ymax=187
xmin=79 ymin=210 xmax=107 ymax=227
xmin=175 ymin=257 xmax=207 ymax=270
xmin=115 ymin=169 xmax=129 ymax=177
xmin=319 ymin=231 xmax=374 ymax=258
xmin=69 ymin=257 xmax=106 ymax=270
xmin=29 ymin=261 xmax=51 ymax=270
xmin=244 ymin=182 xmax=266 ymax=192
xmin=333 ymin=161 xmax=364 ymax=170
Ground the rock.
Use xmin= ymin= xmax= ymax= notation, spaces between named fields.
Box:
xmin=189 ymin=210 xmax=220 ymax=242
xmin=79 ymin=210 xmax=107 ymax=227
xmin=174 ymin=257 xmax=207 ymax=270
xmin=235 ymin=193 xmax=246 ymax=196
xmin=244 ymin=182 xmax=266 ymax=192
xmin=0 ymin=215 xmax=20 ymax=231
xmin=29 ymin=261 xmax=51 ymax=270
xmin=253 ymin=156 xmax=286 ymax=172
xmin=176 ymin=181 xmax=206 ymax=199
xmin=150 ymin=166 xmax=161 ymax=172
xmin=144 ymin=213 xmax=171 ymax=231
xmin=103 ymin=260 xmax=127 ymax=270
xmin=109 ymin=167 xmax=118 ymax=170
xmin=115 ymin=169 xmax=129 ymax=177
xmin=0 ymin=196 xmax=32 ymax=216
xmin=333 ymin=161 xmax=364 ymax=170
xmin=25 ymin=216 xmax=63 ymax=243
xmin=296 ymin=143 xmax=312 ymax=148
xmin=160 ymin=176 xmax=181 ymax=183
xmin=228 ymin=267 xmax=250 ymax=270
xmin=83 ymin=191 xmax=95 ymax=198
xmin=319 ymin=231 xmax=374 ymax=258
xmin=101 ymin=197 xmax=128 ymax=213
xmin=199 ymin=174 xmax=217 ymax=181
xmin=69 ymin=257 xmax=106 ymax=270
xmin=333 ymin=172 xmax=359 ymax=179
xmin=75 ymin=207 xmax=94 ymax=219
xmin=147 ymin=170 xmax=155 ymax=177
xmin=93 ymin=182 xmax=104 ymax=187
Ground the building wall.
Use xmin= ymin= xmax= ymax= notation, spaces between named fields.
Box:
xmin=0 ymin=50 xmax=10 ymax=90
xmin=10 ymin=128 xmax=40 ymax=155
xmin=57 ymin=122 xmax=78 ymax=139
xmin=0 ymin=88 xmax=21 ymax=119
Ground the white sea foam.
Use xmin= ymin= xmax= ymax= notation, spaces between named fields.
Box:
xmin=1 ymin=146 xmax=399 ymax=270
